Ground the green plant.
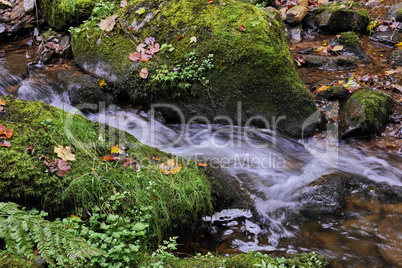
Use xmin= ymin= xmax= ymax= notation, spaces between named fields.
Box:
xmin=153 ymin=52 xmax=214 ymax=96
xmin=91 ymin=1 xmax=115 ymax=19
xmin=255 ymin=1 xmax=267 ymax=9
xmin=60 ymin=191 xmax=151 ymax=267
xmin=0 ymin=202 xmax=101 ymax=267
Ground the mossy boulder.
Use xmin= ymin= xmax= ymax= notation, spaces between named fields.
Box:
xmin=0 ymin=95 xmax=213 ymax=240
xmin=37 ymin=0 xmax=95 ymax=30
xmin=304 ymin=55 xmax=357 ymax=71
xmin=314 ymin=1 xmax=369 ymax=33
xmin=70 ymin=0 xmax=317 ymax=138
xmin=390 ymin=50 xmax=402 ymax=66
xmin=329 ymin=31 xmax=367 ymax=60
xmin=339 ymin=89 xmax=394 ymax=139
xmin=389 ymin=3 xmax=402 ymax=22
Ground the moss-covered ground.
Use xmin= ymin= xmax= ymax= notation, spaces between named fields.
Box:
xmin=0 ymin=95 xmax=212 ymax=242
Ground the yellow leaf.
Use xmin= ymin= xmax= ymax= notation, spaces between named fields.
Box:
xmin=99 ymin=14 xmax=118 ymax=32
xmin=135 ymin=7 xmax=146 ymax=15
xmin=54 ymin=146 xmax=76 ymax=161
xmin=111 ymin=145 xmax=124 ymax=154
xmin=158 ymin=159 xmax=182 ymax=174
xmin=317 ymin=85 xmax=330 ymax=92
xmin=332 ymin=45 xmax=344 ymax=52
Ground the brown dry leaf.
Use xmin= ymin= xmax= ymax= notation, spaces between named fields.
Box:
xmin=100 ymin=154 xmax=120 ymax=161
xmin=332 ymin=45 xmax=344 ymax=52
xmin=158 ymin=159 xmax=182 ymax=174
xmin=123 ymin=158 xmax=140 ymax=170
xmin=0 ymin=140 xmax=11 ymax=147
xmin=0 ymin=124 xmax=13 ymax=139
xmin=148 ymin=43 xmax=160 ymax=53
xmin=129 ymin=51 xmax=141 ymax=61
xmin=139 ymin=67 xmax=148 ymax=79
xmin=99 ymin=14 xmax=118 ymax=32
xmin=54 ymin=145 xmax=76 ymax=161
xmin=140 ymin=52 xmax=152 ymax=61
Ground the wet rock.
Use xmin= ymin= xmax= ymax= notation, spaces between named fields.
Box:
xmin=390 ymin=50 xmax=402 ymax=66
xmin=288 ymin=24 xmax=303 ymax=43
xmin=388 ymin=3 xmax=402 ymax=22
xmin=329 ymin=31 xmax=368 ymax=60
xmin=299 ymin=174 xmax=347 ymax=216
xmin=370 ymin=31 xmax=399 ymax=46
xmin=23 ymin=0 xmax=35 ymax=13
xmin=285 ymin=6 xmax=308 ymax=24
xmin=71 ymin=0 xmax=318 ymax=138
xmin=58 ymin=35 xmax=72 ymax=58
xmin=339 ymin=89 xmax=394 ymax=139
xmin=314 ymin=2 xmax=370 ymax=33
xmin=304 ymin=54 xmax=357 ymax=71
xmin=53 ymin=70 xmax=115 ymax=111
xmin=296 ymin=47 xmax=313 ymax=54
xmin=376 ymin=205 xmax=402 ymax=268
xmin=318 ymin=86 xmax=350 ymax=100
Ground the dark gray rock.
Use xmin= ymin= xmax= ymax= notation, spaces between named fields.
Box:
xmin=390 ymin=50 xmax=402 ymax=65
xmin=53 ymin=70 xmax=115 ymax=111
xmin=339 ymin=89 xmax=394 ymax=139
xmin=329 ymin=32 xmax=368 ymax=60
xmin=370 ymin=31 xmax=400 ymax=46
xmin=318 ymin=86 xmax=350 ymax=100
xmin=388 ymin=3 xmax=402 ymax=22
xmin=304 ymin=54 xmax=357 ymax=71
xmin=299 ymin=174 xmax=347 ymax=216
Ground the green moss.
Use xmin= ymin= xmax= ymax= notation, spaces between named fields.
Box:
xmin=140 ymin=251 xmax=328 ymax=267
xmin=71 ymin=0 xmax=317 ymax=137
xmin=38 ymin=0 xmax=96 ymax=30
xmin=339 ymin=31 xmax=360 ymax=47
xmin=0 ymin=251 xmax=42 ymax=268
xmin=0 ymin=96 xmax=213 ymax=242
xmin=396 ymin=8 xmax=402 ymax=22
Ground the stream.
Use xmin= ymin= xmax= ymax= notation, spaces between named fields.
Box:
xmin=1 ymin=38 xmax=402 ymax=267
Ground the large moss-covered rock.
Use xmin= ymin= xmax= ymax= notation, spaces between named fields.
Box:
xmin=70 ymin=0 xmax=317 ymax=138
xmin=37 ymin=0 xmax=95 ymax=30
xmin=388 ymin=3 xmax=402 ymax=22
xmin=339 ymin=89 xmax=394 ymax=139
xmin=314 ymin=1 xmax=369 ymax=33
xmin=0 ymin=95 xmax=213 ymax=240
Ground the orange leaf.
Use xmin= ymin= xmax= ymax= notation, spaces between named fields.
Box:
xmin=0 ymin=140 xmax=11 ymax=147
xmin=197 ymin=162 xmax=208 ymax=167
xmin=0 ymin=98 xmax=6 ymax=106
xmin=140 ymin=67 xmax=148 ymax=79
xmin=0 ymin=124 xmax=13 ymax=139
xmin=100 ymin=154 xmax=120 ymax=161
xmin=123 ymin=158 xmax=140 ymax=170
xmin=151 ymin=155 xmax=160 ymax=161
xmin=239 ymin=25 xmax=245 ymax=31
xmin=111 ymin=144 xmax=124 ymax=154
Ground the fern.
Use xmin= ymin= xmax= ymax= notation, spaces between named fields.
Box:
xmin=0 ymin=202 xmax=103 ymax=267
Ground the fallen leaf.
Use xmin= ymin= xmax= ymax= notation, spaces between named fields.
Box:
xmin=148 ymin=43 xmax=160 ymax=53
xmin=0 ymin=140 xmax=11 ymax=147
xmin=0 ymin=107 xmax=3 ymax=113
xmin=151 ymin=155 xmax=160 ymax=161
xmin=98 ymin=79 xmax=107 ymax=88
xmin=135 ymin=7 xmax=146 ymax=15
xmin=332 ymin=45 xmax=344 ymax=52
xmin=54 ymin=146 xmax=76 ymax=161
xmin=239 ymin=25 xmax=246 ymax=31
xmin=139 ymin=52 xmax=152 ymax=61
xmin=111 ymin=144 xmax=124 ymax=154
xmin=123 ymin=158 xmax=141 ymax=170
xmin=100 ymin=154 xmax=120 ymax=161
xmin=25 ymin=146 xmax=36 ymax=156
xmin=158 ymin=159 xmax=182 ymax=174
xmin=177 ymin=35 xmax=183 ymax=40
xmin=197 ymin=162 xmax=208 ymax=167
xmin=0 ymin=98 xmax=6 ymax=106
xmin=99 ymin=14 xmax=118 ymax=32
xmin=129 ymin=51 xmax=141 ymax=61
xmin=139 ymin=67 xmax=148 ymax=79
xmin=190 ymin=36 xmax=197 ymax=43
xmin=317 ymin=85 xmax=330 ymax=92
xmin=144 ymin=36 xmax=155 ymax=45
xmin=0 ymin=124 xmax=13 ymax=139
xmin=208 ymin=0 xmax=214 ymax=3
xmin=56 ymin=159 xmax=72 ymax=177
xmin=151 ymin=196 xmax=158 ymax=200
xmin=120 ymin=0 xmax=127 ymax=8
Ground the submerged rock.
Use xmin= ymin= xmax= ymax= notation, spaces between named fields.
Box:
xmin=339 ymin=89 xmax=394 ymax=139
xmin=313 ymin=1 xmax=370 ymax=33
xmin=390 ymin=50 xmax=402 ymax=66
xmin=71 ymin=0 xmax=317 ymax=138
xmin=304 ymin=54 xmax=357 ymax=71
xmin=370 ymin=31 xmax=399 ymax=46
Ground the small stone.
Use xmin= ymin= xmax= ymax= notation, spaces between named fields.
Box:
xmin=390 ymin=50 xmax=402 ymax=66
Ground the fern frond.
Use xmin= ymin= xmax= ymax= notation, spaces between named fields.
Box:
xmin=0 ymin=202 xmax=103 ymax=267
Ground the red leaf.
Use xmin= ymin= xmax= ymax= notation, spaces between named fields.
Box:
xmin=239 ymin=25 xmax=245 ymax=31
xmin=123 ymin=158 xmax=141 ymax=170
xmin=100 ymin=154 xmax=120 ymax=161
xmin=177 ymin=35 xmax=183 ymax=40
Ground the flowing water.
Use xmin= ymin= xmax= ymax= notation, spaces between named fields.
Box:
xmin=2 ymin=43 xmax=402 ymax=267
